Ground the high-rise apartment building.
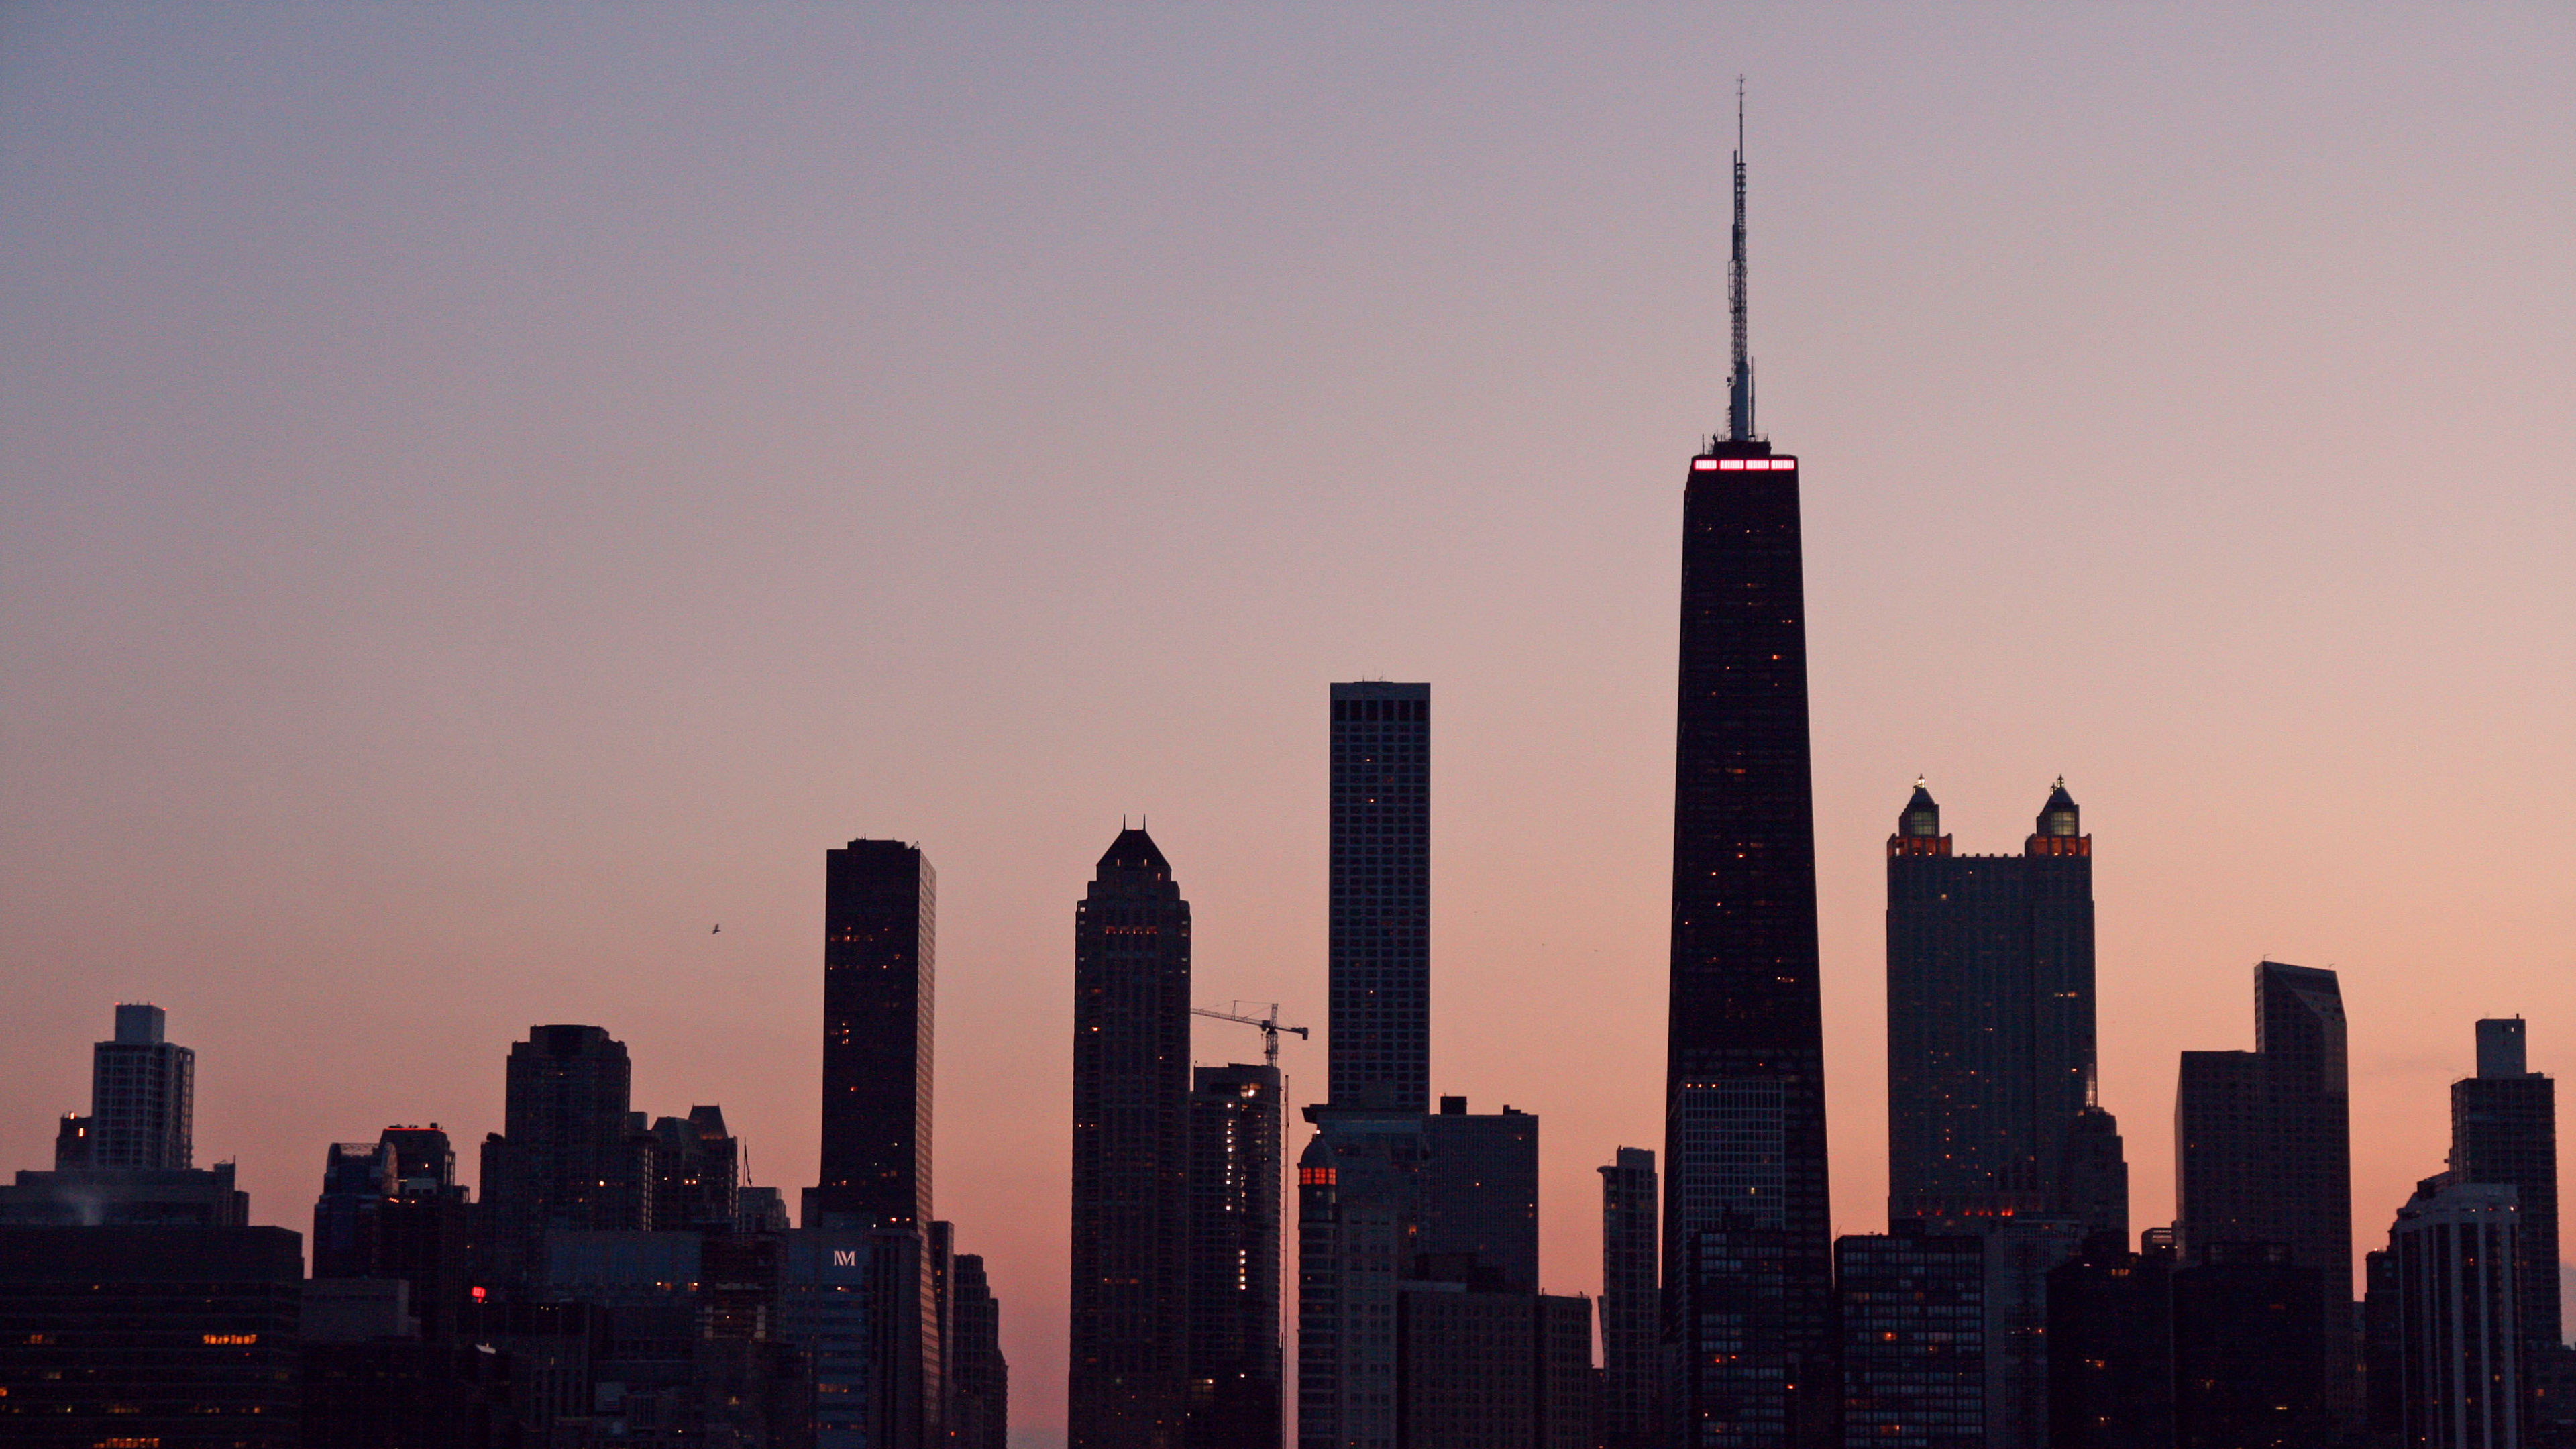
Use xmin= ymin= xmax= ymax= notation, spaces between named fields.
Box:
xmin=478 ymin=1024 xmax=651 ymax=1289
xmin=2452 ymin=1018 xmax=2559 ymax=1358
xmin=2171 ymin=1242 xmax=2334 ymax=1448
xmin=1599 ymin=1147 xmax=1660 ymax=1449
xmin=1330 ymin=681 xmax=1430 ymax=1114
xmin=1664 ymin=99 xmax=1835 ymax=1448
xmin=953 ymin=1250 xmax=1011 ymax=1449
xmin=1188 ymin=1063 xmax=1283 ymax=1449
xmin=815 ymin=837 xmax=935 ymax=1230
xmin=1837 ymin=1226 xmax=1986 ymax=1449
xmin=2047 ymin=1232 xmax=2177 ymax=1449
xmin=1069 ymin=826 xmax=1194 ymax=1449
xmin=1886 ymin=782 xmax=2121 ymax=1236
xmin=89 ymin=1003 xmax=194 ymax=1170
xmin=1420 ymin=1097 xmax=1539 ymax=1293
xmin=2174 ymin=963 xmax=2355 ymax=1339
xmin=2392 ymin=1175 xmax=2524 ymax=1449
xmin=1297 ymin=1115 xmax=1427 ymax=1449
xmin=649 ymin=1105 xmax=741 ymax=1232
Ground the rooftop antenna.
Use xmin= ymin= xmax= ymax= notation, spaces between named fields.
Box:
xmin=1725 ymin=76 xmax=1756 ymax=443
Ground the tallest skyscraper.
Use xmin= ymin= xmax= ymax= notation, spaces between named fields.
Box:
xmin=1664 ymin=89 xmax=1836 ymax=1449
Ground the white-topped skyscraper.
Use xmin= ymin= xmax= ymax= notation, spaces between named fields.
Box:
xmin=88 ymin=1004 xmax=193 ymax=1171
xmin=1328 ymin=681 xmax=1430 ymax=1114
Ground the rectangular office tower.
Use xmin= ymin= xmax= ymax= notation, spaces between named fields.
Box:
xmin=1188 ymin=1063 xmax=1283 ymax=1449
xmin=2452 ymin=1018 xmax=2560 ymax=1358
xmin=1886 ymin=782 xmax=2125 ymax=1239
xmin=1837 ymin=1227 xmax=1987 ymax=1449
xmin=1069 ymin=827 xmax=1194 ymax=1449
xmin=816 ymin=838 xmax=935 ymax=1230
xmin=1664 ymin=99 xmax=1836 ymax=1448
xmin=478 ymin=1024 xmax=651 ymax=1289
xmin=1329 ymin=681 xmax=1430 ymax=1114
xmin=1599 ymin=1147 xmax=1661 ymax=1449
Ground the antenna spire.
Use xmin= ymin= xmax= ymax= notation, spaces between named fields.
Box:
xmin=1725 ymin=76 xmax=1756 ymax=443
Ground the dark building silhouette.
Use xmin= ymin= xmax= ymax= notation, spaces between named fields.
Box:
xmin=89 ymin=1002 xmax=195 ymax=1170
xmin=540 ymin=1229 xmax=813 ymax=1442
xmin=314 ymin=1125 xmax=474 ymax=1343
xmin=2060 ymin=1106 xmax=2133 ymax=1250
xmin=1984 ymin=1215 xmax=2088 ymax=1449
xmin=0 ymin=1225 xmax=304 ymax=1444
xmin=1421 ymin=1097 xmax=1540 ymax=1293
xmin=1886 ymin=782 xmax=2121 ymax=1236
xmin=1599 ymin=1147 xmax=1660 ymax=1449
xmin=2047 ymin=1230 xmax=2178 ymax=1449
xmin=1837 ymin=1224 xmax=1986 ymax=1449
xmin=1069 ymin=826 xmax=1193 ymax=1449
xmin=780 ymin=1224 xmax=929 ymax=1449
xmin=1393 ymin=1282 xmax=1595 ymax=1449
xmin=0 ymin=1160 xmax=249 ymax=1226
xmin=2390 ymin=1175 xmax=2524 ymax=1449
xmin=1330 ymin=681 xmax=1430 ymax=1114
xmin=2174 ymin=960 xmax=2355 ymax=1420
xmin=816 ymin=837 xmax=936 ymax=1230
xmin=1664 ymin=99 xmax=1835 ymax=1448
xmin=2171 ymin=1241 xmax=2333 ymax=1449
xmin=478 ymin=1024 xmax=650 ymax=1290
xmin=650 ymin=1104 xmax=742 ymax=1231
xmin=2453 ymin=1019 xmax=2560 ymax=1362
xmin=1187 ymin=1063 xmax=1283 ymax=1449
xmin=952 ymin=1250 xmax=1010 ymax=1449
xmin=300 ymin=1277 xmax=515 ymax=1449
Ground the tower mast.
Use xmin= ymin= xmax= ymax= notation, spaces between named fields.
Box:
xmin=1725 ymin=77 xmax=1756 ymax=442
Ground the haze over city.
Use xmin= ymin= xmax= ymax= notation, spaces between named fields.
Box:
xmin=3 ymin=6 xmax=2571 ymax=1444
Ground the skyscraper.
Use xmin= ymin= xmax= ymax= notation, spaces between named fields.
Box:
xmin=89 ymin=1003 xmax=193 ymax=1171
xmin=1329 ymin=681 xmax=1430 ymax=1114
xmin=1069 ymin=826 xmax=1193 ymax=1449
xmin=649 ymin=1104 xmax=741 ymax=1232
xmin=1886 ymin=781 xmax=2119 ymax=1235
xmin=1599 ymin=1147 xmax=1660 ymax=1449
xmin=1836 ymin=1225 xmax=1986 ymax=1449
xmin=478 ymin=1024 xmax=650 ymax=1289
xmin=1419 ymin=1097 xmax=1539 ymax=1292
xmin=2451 ymin=1018 xmax=2559 ymax=1357
xmin=953 ymin=1250 xmax=1012 ymax=1449
xmin=1188 ymin=1063 xmax=1283 ymax=1449
xmin=2175 ymin=962 xmax=2354 ymax=1285
xmin=1664 ymin=93 xmax=1836 ymax=1447
xmin=2174 ymin=961 xmax=2355 ymax=1425
xmin=815 ymin=837 xmax=935 ymax=1230
xmin=2391 ymin=1175 xmax=2524 ymax=1449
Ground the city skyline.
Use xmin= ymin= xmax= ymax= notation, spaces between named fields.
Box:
xmin=5 ymin=7 xmax=2572 ymax=1444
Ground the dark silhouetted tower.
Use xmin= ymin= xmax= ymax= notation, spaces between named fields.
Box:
xmin=1599 ymin=1147 xmax=1660 ymax=1448
xmin=1837 ymin=1224 xmax=1986 ymax=1449
xmin=816 ymin=838 xmax=934 ymax=1230
xmin=1188 ymin=1063 xmax=1283 ymax=1449
xmin=953 ymin=1250 xmax=1011 ymax=1449
xmin=1664 ymin=90 xmax=1835 ymax=1448
xmin=1069 ymin=827 xmax=1193 ymax=1449
xmin=2451 ymin=1018 xmax=2559 ymax=1358
xmin=649 ymin=1105 xmax=741 ymax=1232
xmin=1330 ymin=682 xmax=1430 ymax=1114
xmin=1886 ymin=781 xmax=2118 ymax=1236
xmin=2175 ymin=961 xmax=2354 ymax=1425
xmin=478 ymin=1024 xmax=649 ymax=1289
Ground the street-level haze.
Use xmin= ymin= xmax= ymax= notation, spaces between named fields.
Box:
xmin=3 ymin=6 xmax=2571 ymax=1442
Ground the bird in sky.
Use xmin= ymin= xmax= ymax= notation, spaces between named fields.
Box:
xmin=712 ymin=924 xmax=721 ymax=934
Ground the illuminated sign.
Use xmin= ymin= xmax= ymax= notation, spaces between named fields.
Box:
xmin=833 ymin=1250 xmax=859 ymax=1267
xmin=202 ymin=1334 xmax=258 ymax=1345
xmin=1691 ymin=458 xmax=1798 ymax=471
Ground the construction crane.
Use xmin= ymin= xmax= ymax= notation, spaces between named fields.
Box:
xmin=1191 ymin=1002 xmax=1309 ymax=1069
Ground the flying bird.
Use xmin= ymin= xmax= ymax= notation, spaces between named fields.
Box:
xmin=712 ymin=924 xmax=721 ymax=934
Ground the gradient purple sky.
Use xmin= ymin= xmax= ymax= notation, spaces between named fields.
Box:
xmin=5 ymin=6 xmax=2573 ymax=1443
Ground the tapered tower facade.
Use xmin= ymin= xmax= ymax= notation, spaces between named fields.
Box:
xmin=1069 ymin=828 xmax=1193 ymax=1449
xmin=1664 ymin=89 xmax=1837 ymax=1448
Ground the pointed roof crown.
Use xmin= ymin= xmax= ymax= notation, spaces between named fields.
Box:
xmin=1096 ymin=826 xmax=1171 ymax=879
xmin=2037 ymin=777 xmax=2080 ymax=837
xmin=1900 ymin=779 xmax=1941 ymax=837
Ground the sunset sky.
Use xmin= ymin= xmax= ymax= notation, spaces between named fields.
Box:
xmin=4 ymin=6 xmax=2572 ymax=1443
